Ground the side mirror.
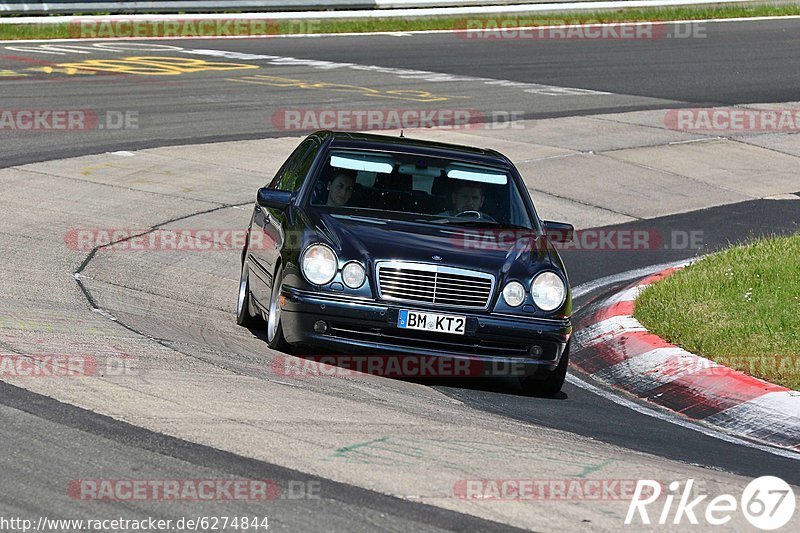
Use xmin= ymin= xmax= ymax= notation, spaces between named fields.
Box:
xmin=257 ymin=188 xmax=293 ymax=210
xmin=543 ymin=220 xmax=574 ymax=243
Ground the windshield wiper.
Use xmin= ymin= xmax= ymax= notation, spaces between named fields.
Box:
xmin=442 ymin=220 xmax=535 ymax=229
xmin=425 ymin=218 xmax=498 ymax=226
xmin=449 ymin=219 xmax=500 ymax=227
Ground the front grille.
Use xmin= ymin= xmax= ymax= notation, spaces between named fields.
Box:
xmin=377 ymin=261 xmax=494 ymax=309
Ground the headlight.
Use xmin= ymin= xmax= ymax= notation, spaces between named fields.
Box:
xmin=502 ymin=281 xmax=526 ymax=307
xmin=342 ymin=261 xmax=366 ymax=289
xmin=301 ymin=244 xmax=337 ymax=285
xmin=531 ymin=272 xmax=566 ymax=312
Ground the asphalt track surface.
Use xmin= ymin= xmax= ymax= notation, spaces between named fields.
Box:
xmin=1 ymin=17 xmax=800 ymax=531
xmin=2 ymin=18 xmax=800 ymax=168
xmin=438 ymin=198 xmax=800 ymax=484
xmin=0 ymin=382 xmax=521 ymax=532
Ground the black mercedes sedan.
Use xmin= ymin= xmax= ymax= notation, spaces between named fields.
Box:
xmin=236 ymin=130 xmax=574 ymax=395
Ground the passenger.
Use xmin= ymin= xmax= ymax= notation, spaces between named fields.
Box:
xmin=440 ymin=182 xmax=485 ymax=216
xmin=326 ymin=171 xmax=356 ymax=207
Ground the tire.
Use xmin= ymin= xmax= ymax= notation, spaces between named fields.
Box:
xmin=266 ymin=264 xmax=289 ymax=351
xmin=519 ymin=342 xmax=570 ymax=397
xmin=236 ymin=255 xmax=259 ymax=327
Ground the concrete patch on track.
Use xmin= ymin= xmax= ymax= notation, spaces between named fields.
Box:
xmin=606 ymin=139 xmax=800 ymax=199
xmin=2 ymin=104 xmax=800 ymax=529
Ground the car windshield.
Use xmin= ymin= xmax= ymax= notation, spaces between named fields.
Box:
xmin=308 ymin=149 xmax=535 ymax=228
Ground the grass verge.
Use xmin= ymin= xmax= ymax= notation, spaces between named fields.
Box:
xmin=634 ymin=233 xmax=800 ymax=390
xmin=1 ymin=5 xmax=800 ymax=40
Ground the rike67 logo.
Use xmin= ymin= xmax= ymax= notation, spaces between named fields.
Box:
xmin=626 ymin=477 xmax=796 ymax=529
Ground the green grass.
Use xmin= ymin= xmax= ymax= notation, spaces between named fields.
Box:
xmin=2 ymin=5 xmax=800 ymax=40
xmin=634 ymin=233 xmax=800 ymax=390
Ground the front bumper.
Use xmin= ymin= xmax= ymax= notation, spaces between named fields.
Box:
xmin=280 ymin=287 xmax=571 ymax=372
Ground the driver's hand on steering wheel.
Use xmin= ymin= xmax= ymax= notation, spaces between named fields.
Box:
xmin=454 ymin=210 xmax=497 ymax=222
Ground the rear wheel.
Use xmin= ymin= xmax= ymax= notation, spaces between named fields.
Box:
xmin=519 ymin=342 xmax=570 ymax=397
xmin=236 ymin=256 xmax=259 ymax=327
xmin=267 ymin=265 xmax=289 ymax=351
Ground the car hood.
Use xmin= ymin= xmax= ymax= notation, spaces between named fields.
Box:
xmin=305 ymin=210 xmax=554 ymax=281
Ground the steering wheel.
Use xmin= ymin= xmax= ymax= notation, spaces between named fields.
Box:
xmin=454 ymin=210 xmax=497 ymax=222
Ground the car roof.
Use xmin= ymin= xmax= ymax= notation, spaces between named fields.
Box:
xmin=320 ymin=130 xmax=513 ymax=168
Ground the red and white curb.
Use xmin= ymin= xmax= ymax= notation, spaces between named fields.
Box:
xmin=573 ymin=264 xmax=800 ymax=452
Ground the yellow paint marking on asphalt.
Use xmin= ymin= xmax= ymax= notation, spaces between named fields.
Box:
xmin=383 ymin=88 xmax=469 ymax=102
xmin=51 ymin=56 xmax=260 ymax=76
xmin=227 ymin=74 xmax=468 ymax=103
xmin=26 ymin=66 xmax=96 ymax=76
xmin=0 ymin=69 xmax=27 ymax=76
xmin=81 ymin=163 xmax=114 ymax=176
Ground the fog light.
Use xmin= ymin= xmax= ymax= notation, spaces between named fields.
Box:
xmin=342 ymin=261 xmax=366 ymax=289
xmin=313 ymin=320 xmax=329 ymax=334
xmin=502 ymin=281 xmax=526 ymax=307
xmin=529 ymin=345 xmax=543 ymax=358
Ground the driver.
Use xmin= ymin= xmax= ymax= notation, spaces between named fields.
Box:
xmin=326 ymin=171 xmax=356 ymax=207
xmin=439 ymin=182 xmax=485 ymax=217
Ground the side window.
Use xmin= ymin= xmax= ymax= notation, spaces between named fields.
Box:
xmin=267 ymin=158 xmax=290 ymax=189
xmin=267 ymin=139 xmax=318 ymax=190
xmin=278 ymin=139 xmax=319 ymax=192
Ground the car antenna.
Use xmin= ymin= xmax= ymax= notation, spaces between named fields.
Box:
xmin=400 ymin=130 xmax=404 ymax=138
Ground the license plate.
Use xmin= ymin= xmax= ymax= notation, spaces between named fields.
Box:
xmin=397 ymin=309 xmax=466 ymax=335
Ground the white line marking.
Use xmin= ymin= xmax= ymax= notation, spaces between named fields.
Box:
xmin=573 ymin=315 xmax=645 ymax=347
xmin=268 ymin=379 xmax=304 ymax=388
xmin=2 ymin=13 xmax=800 ymax=40
xmin=565 ymin=373 xmax=800 ymax=460
xmin=181 ymin=47 xmax=610 ymax=96
xmin=91 ymin=307 xmax=118 ymax=321
xmin=1 ymin=1 xmax=798 ymax=25
xmin=706 ymin=392 xmax=800 ymax=444
xmin=572 ymin=258 xmax=693 ymax=299
xmin=375 ymin=0 xmax=769 ymax=10
xmin=604 ymin=284 xmax=646 ymax=304
xmin=593 ymin=346 xmax=703 ymax=391
xmin=668 ymin=136 xmax=727 ymax=145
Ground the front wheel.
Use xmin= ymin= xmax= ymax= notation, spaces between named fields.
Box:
xmin=236 ymin=256 xmax=259 ymax=327
xmin=519 ymin=342 xmax=569 ymax=397
xmin=266 ymin=265 xmax=289 ymax=351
